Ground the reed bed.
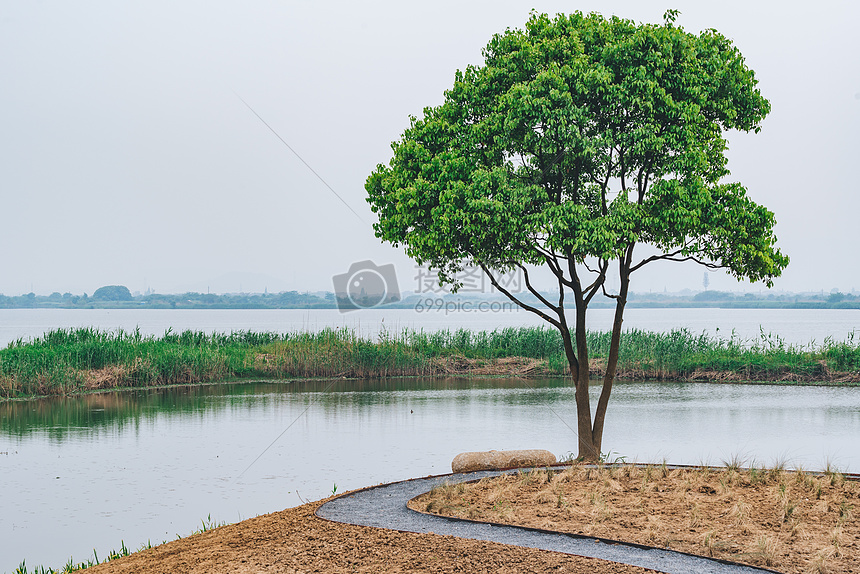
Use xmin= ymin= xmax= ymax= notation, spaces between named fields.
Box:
xmin=1 ymin=326 xmax=858 ymax=399
xmin=588 ymin=328 xmax=860 ymax=382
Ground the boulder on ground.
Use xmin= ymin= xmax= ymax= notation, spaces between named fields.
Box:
xmin=451 ymin=449 xmax=557 ymax=473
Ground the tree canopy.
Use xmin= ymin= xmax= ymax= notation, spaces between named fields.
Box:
xmin=92 ymin=285 xmax=133 ymax=301
xmin=93 ymin=285 xmax=134 ymax=301
xmin=366 ymin=10 xmax=788 ymax=459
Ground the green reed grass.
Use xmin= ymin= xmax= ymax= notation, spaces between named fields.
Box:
xmin=1 ymin=326 xmax=858 ymax=399
xmin=587 ymin=328 xmax=860 ymax=380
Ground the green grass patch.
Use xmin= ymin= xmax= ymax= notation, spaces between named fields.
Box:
xmin=2 ymin=326 xmax=858 ymax=399
xmin=587 ymin=328 xmax=860 ymax=381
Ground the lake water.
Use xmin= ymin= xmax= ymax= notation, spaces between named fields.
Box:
xmin=1 ymin=307 xmax=859 ymax=571
xmin=1 ymin=307 xmax=859 ymax=348
xmin=2 ymin=377 xmax=859 ymax=572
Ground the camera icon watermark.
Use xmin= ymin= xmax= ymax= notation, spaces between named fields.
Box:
xmin=332 ymin=260 xmax=401 ymax=312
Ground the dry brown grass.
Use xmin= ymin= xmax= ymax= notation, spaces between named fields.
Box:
xmin=82 ymin=365 xmax=131 ymax=389
xmin=83 ymin=496 xmax=655 ymax=574
xmin=409 ymin=464 xmax=860 ymax=574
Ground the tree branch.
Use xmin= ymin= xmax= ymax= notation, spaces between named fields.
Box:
xmin=601 ymin=282 xmax=620 ymax=300
xmin=582 ymin=259 xmax=601 ymax=275
xmin=630 ymin=251 xmax=726 ymax=273
xmin=478 ymin=262 xmax=562 ymax=329
xmin=629 ymin=246 xmax=688 ymax=273
xmin=660 ymin=256 xmax=725 ymax=268
xmin=505 ymin=260 xmax=560 ymax=313
xmin=532 ymin=244 xmax=575 ymax=290
xmin=584 ymin=259 xmax=609 ymax=304
xmin=578 ymin=259 xmax=609 ymax=299
xmin=619 ymin=145 xmax=627 ymax=195
xmin=543 ymin=254 xmax=575 ymax=290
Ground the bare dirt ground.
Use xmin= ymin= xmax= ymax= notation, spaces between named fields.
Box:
xmin=86 ymin=496 xmax=656 ymax=574
xmin=410 ymin=465 xmax=860 ymax=574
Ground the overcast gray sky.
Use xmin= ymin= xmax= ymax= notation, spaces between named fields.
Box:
xmin=2 ymin=0 xmax=858 ymax=296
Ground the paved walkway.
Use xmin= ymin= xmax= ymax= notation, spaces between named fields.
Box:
xmin=316 ymin=469 xmax=782 ymax=574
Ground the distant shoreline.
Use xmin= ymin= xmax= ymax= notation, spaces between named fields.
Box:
xmin=2 ymin=300 xmax=859 ymax=311
xmin=2 ymin=288 xmax=859 ymax=311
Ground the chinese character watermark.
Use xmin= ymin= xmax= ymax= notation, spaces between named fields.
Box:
xmin=332 ymin=261 xmax=523 ymax=314
xmin=413 ymin=264 xmax=522 ymax=295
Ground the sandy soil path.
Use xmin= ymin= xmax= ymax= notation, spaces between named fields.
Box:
xmin=85 ymin=497 xmax=655 ymax=574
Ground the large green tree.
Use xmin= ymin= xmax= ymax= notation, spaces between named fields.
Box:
xmin=366 ymin=10 xmax=788 ymax=460
xmin=92 ymin=285 xmax=133 ymax=302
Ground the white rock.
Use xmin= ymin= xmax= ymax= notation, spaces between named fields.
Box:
xmin=451 ymin=449 xmax=557 ymax=473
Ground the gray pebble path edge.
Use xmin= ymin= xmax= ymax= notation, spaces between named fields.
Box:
xmin=316 ymin=468 xmax=783 ymax=574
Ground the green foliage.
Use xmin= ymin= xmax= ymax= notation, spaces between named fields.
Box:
xmin=692 ymin=290 xmax=733 ymax=302
xmin=585 ymin=328 xmax=860 ymax=378
xmin=0 ymin=327 xmax=257 ymax=398
xmin=91 ymin=285 xmax=133 ymax=301
xmin=1 ymin=327 xmax=858 ymax=401
xmin=366 ymin=9 xmax=788 ymax=458
xmin=367 ymin=10 xmax=787 ymax=287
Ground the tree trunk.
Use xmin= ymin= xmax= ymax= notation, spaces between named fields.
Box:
xmin=557 ymin=314 xmax=597 ymax=461
xmin=573 ymin=296 xmax=598 ymax=460
xmin=591 ymin=258 xmax=631 ymax=456
xmin=564 ymin=268 xmax=599 ymax=461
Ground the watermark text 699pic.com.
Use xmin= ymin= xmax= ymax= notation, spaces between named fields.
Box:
xmin=332 ymin=260 xmax=522 ymax=313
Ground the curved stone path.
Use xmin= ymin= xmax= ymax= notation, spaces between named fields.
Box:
xmin=316 ymin=469 xmax=782 ymax=574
